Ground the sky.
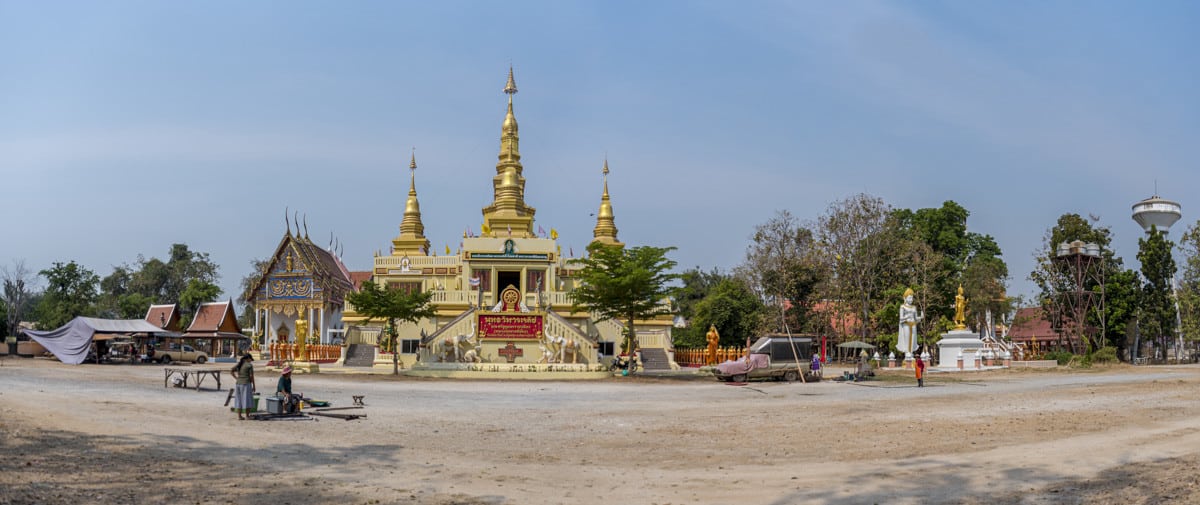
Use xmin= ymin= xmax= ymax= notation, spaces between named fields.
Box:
xmin=2 ymin=1 xmax=1199 ymax=309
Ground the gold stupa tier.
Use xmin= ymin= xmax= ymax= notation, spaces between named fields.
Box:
xmin=392 ymin=151 xmax=431 ymax=255
xmin=482 ymin=66 xmax=537 ymax=237
xmin=591 ymin=158 xmax=623 ymax=247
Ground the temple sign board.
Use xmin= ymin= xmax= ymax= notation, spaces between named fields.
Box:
xmin=478 ymin=285 xmax=544 ymax=341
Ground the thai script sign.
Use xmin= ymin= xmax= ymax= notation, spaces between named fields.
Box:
xmin=478 ymin=313 xmax=543 ymax=340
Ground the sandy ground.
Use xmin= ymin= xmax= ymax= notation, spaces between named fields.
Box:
xmin=1 ymin=358 xmax=1199 ymax=505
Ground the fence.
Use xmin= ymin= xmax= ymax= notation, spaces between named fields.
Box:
xmin=268 ymin=342 xmax=342 ymax=364
xmin=674 ymin=346 xmax=746 ymax=366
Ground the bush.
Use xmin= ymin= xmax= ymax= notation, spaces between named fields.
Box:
xmin=1043 ymin=350 xmax=1074 ymax=365
xmin=1090 ymin=346 xmax=1118 ymax=364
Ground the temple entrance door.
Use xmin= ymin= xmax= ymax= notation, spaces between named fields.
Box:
xmin=496 ymin=271 xmax=521 ymax=299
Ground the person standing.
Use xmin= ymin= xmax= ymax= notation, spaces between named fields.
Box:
xmin=915 ymin=352 xmax=926 ymax=387
xmin=232 ymin=353 xmax=256 ymax=420
xmin=810 ymin=350 xmax=822 ymax=378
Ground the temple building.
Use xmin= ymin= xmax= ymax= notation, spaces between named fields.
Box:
xmin=244 ymin=221 xmax=355 ymax=351
xmin=342 ymin=68 xmax=675 ymax=371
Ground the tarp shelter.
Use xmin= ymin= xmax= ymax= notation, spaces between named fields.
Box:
xmin=836 ymin=340 xmax=876 ymax=362
xmin=24 ymin=317 xmax=167 ymax=365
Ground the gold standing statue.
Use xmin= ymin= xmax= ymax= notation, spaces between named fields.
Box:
xmin=295 ymin=313 xmax=309 ymax=361
xmin=953 ymin=284 xmax=967 ymax=330
xmin=705 ymin=325 xmax=721 ymax=366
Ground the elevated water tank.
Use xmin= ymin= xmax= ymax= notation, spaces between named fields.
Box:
xmin=1132 ymin=195 xmax=1182 ymax=235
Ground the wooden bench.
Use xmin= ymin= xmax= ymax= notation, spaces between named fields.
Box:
xmin=164 ymin=368 xmax=224 ymax=391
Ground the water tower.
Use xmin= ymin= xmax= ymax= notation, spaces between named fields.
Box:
xmin=1131 ymin=195 xmax=1182 ymax=235
xmin=1130 ymin=194 xmax=1183 ymax=362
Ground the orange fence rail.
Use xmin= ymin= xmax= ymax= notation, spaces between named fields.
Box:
xmin=674 ymin=346 xmax=746 ymax=366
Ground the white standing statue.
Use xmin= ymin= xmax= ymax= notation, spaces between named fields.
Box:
xmin=897 ymin=288 xmax=924 ymax=358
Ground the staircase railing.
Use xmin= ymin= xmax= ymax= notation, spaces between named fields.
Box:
xmin=423 ymin=308 xmax=476 ymax=346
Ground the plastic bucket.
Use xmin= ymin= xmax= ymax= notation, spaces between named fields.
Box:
xmin=229 ymin=393 xmax=261 ymax=413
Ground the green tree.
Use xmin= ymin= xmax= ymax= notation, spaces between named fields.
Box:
xmin=1103 ymin=268 xmax=1141 ymax=353
xmin=1177 ymin=221 xmax=1200 ymax=352
xmin=97 ymin=244 xmax=223 ymax=323
xmin=129 ymin=244 xmax=221 ymax=316
xmin=36 ymin=261 xmax=100 ymax=329
xmin=96 ymin=266 xmax=154 ymax=318
xmin=893 ymin=201 xmax=1009 ymax=335
xmin=736 ymin=210 xmax=823 ymax=335
xmin=671 ymin=267 xmax=728 ymax=346
xmin=1030 ymin=213 xmax=1137 ymax=356
xmin=179 ymin=279 xmax=222 ymax=328
xmin=1138 ymin=226 xmax=1177 ymax=360
xmin=816 ymin=194 xmax=898 ymax=342
xmin=687 ymin=278 xmax=765 ymax=348
xmin=570 ymin=243 xmax=679 ymax=356
xmin=346 ymin=281 xmax=436 ymax=375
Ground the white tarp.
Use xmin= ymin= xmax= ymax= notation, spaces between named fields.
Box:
xmin=24 ymin=317 xmax=165 ymax=365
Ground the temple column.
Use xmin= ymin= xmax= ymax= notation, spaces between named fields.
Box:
xmin=319 ymin=306 xmax=325 ymax=344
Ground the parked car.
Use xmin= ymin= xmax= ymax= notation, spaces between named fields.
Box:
xmin=158 ymin=343 xmax=209 ymax=364
xmin=715 ymin=335 xmax=819 ymax=383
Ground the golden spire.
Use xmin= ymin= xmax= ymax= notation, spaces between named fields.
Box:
xmin=591 ymin=157 xmax=623 ymax=248
xmin=393 ymin=148 xmax=430 ymax=255
xmin=483 ymin=65 xmax=536 ymax=237
xmin=504 ymin=65 xmax=518 ymax=95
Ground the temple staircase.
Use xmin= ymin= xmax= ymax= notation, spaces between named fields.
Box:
xmin=638 ymin=348 xmax=673 ymax=371
xmin=343 ymin=344 xmax=376 ymax=367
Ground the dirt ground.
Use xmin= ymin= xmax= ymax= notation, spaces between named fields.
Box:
xmin=1 ymin=358 xmax=1199 ymax=505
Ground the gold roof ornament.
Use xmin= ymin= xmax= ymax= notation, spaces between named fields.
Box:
xmin=483 ymin=65 xmax=537 ymax=237
xmin=591 ymin=157 xmax=624 ymax=248
xmin=392 ymin=148 xmax=431 ymax=255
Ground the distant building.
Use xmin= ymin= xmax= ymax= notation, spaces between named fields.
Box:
xmin=1007 ymin=307 xmax=1071 ymax=352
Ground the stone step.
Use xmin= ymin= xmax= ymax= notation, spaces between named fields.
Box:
xmin=639 ymin=348 xmax=673 ymax=371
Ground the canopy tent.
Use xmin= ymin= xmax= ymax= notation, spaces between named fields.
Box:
xmin=837 ymin=341 xmax=876 ymax=349
xmin=24 ymin=317 xmax=167 ymax=365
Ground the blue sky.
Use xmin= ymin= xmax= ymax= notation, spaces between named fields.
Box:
xmin=2 ymin=1 xmax=1198 ymax=308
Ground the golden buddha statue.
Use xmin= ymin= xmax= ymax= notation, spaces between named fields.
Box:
xmin=954 ymin=284 xmax=967 ymax=330
xmin=705 ymin=325 xmax=720 ymax=366
xmin=295 ymin=314 xmax=309 ymax=361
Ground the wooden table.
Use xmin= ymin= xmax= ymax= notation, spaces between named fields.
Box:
xmin=163 ymin=368 xmax=224 ymax=391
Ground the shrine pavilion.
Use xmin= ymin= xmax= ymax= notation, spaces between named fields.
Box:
xmin=341 ymin=68 xmax=676 ymax=373
xmin=244 ymin=221 xmax=356 ymax=358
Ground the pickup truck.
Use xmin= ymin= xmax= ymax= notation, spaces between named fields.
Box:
xmin=715 ymin=335 xmax=820 ymax=383
xmin=157 ymin=343 xmax=209 ymax=364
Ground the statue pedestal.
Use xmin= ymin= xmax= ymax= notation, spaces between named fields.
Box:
xmin=937 ymin=329 xmax=984 ymax=370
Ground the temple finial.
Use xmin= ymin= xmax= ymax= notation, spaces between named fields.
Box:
xmin=302 ymin=214 xmax=309 ymax=239
xmin=504 ymin=65 xmax=518 ymax=96
xmin=592 ymin=158 xmax=622 ymax=247
xmin=394 ymin=146 xmax=429 ymax=255
xmin=284 ymin=206 xmax=291 ymax=236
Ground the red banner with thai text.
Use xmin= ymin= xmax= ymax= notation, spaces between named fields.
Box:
xmin=478 ymin=313 xmax=543 ymax=340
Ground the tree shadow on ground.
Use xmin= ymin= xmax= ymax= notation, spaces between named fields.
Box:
xmin=0 ymin=421 xmax=506 ymax=505
xmin=761 ymin=453 xmax=1200 ymax=505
